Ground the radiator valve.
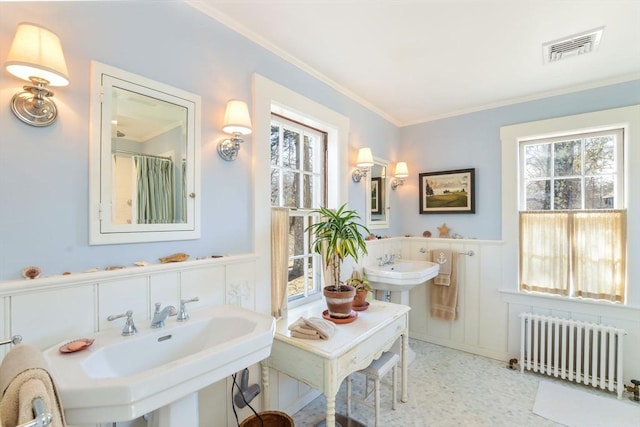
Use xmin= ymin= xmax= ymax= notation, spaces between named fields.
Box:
xmin=626 ymin=379 xmax=639 ymax=402
xmin=507 ymin=358 xmax=518 ymax=370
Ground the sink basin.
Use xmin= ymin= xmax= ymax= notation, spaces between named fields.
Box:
xmin=365 ymin=260 xmax=440 ymax=291
xmin=43 ymin=305 xmax=275 ymax=425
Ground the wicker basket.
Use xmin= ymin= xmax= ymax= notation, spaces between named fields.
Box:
xmin=240 ymin=411 xmax=294 ymax=427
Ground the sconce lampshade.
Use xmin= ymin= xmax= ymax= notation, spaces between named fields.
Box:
xmin=5 ymin=23 xmax=69 ymax=86
xmin=356 ymin=147 xmax=374 ymax=168
xmin=394 ymin=161 xmax=409 ymax=178
xmin=222 ymin=100 xmax=252 ymax=135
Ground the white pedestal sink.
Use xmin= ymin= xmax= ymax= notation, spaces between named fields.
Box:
xmin=364 ymin=260 xmax=439 ymax=363
xmin=43 ymin=305 xmax=275 ymax=426
xmin=365 ymin=260 xmax=439 ymax=305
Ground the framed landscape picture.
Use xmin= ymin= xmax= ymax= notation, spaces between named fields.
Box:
xmin=419 ymin=168 xmax=475 ymax=214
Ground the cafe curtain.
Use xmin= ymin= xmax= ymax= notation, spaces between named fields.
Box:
xmin=520 ymin=210 xmax=626 ymax=302
xmin=271 ymin=207 xmax=289 ymax=319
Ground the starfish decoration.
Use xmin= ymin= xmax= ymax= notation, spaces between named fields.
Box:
xmin=437 ymin=223 xmax=451 ymax=238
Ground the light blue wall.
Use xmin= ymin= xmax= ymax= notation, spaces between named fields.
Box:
xmin=397 ymin=80 xmax=640 ymax=240
xmin=1 ymin=2 xmax=637 ymax=281
xmin=0 ymin=2 xmax=398 ymax=281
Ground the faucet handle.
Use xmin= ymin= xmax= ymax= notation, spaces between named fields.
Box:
xmin=107 ymin=310 xmax=137 ymax=336
xmin=177 ymin=297 xmax=200 ymax=322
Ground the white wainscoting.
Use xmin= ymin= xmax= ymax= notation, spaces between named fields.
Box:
xmin=360 ymin=237 xmax=510 ymax=361
xmin=357 ymin=237 xmax=640 ymax=384
xmin=0 ymin=254 xmax=263 ymax=427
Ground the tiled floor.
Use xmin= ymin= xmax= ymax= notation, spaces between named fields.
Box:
xmin=291 ymin=339 xmax=626 ymax=427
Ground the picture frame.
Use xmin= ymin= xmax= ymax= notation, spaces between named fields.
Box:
xmin=419 ymin=168 xmax=475 ymax=214
xmin=371 ymin=177 xmax=382 ymax=214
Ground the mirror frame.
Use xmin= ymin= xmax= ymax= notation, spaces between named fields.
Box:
xmin=89 ymin=61 xmax=201 ymax=245
xmin=365 ymin=157 xmax=390 ymax=229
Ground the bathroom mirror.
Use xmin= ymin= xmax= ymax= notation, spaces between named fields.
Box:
xmin=366 ymin=157 xmax=390 ymax=229
xmin=89 ymin=61 xmax=201 ymax=244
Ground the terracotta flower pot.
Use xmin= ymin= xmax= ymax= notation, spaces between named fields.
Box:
xmin=353 ymin=289 xmax=369 ymax=308
xmin=323 ymin=284 xmax=356 ymax=318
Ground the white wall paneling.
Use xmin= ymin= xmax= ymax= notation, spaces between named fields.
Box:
xmin=358 ymin=237 xmax=640 ymax=385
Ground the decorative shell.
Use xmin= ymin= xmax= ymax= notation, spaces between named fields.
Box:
xmin=159 ymin=252 xmax=189 ymax=263
xmin=134 ymin=261 xmax=149 ymax=267
xmin=22 ymin=266 xmax=41 ymax=280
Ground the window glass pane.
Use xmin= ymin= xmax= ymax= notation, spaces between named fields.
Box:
xmin=270 ymin=125 xmax=280 ymax=167
xmin=585 ymin=136 xmax=615 ymax=175
xmin=526 ymin=180 xmax=550 ymax=210
xmin=288 ymin=256 xmax=305 ymax=300
xmin=270 ymin=169 xmax=279 ymax=206
xmin=302 ymin=174 xmax=313 ymax=208
xmin=585 ymin=176 xmax=615 ymax=209
xmin=525 ymin=144 xmax=551 ymax=179
xmin=303 ymin=135 xmax=314 ymax=172
xmin=282 ymin=170 xmax=298 ymax=207
xmin=283 ymin=129 xmax=300 ymax=169
xmin=554 ymin=178 xmax=582 ymax=209
xmin=307 ymin=261 xmax=316 ymax=292
xmin=554 ymin=140 xmax=582 ymax=177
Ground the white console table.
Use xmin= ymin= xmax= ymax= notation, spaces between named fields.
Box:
xmin=261 ymin=299 xmax=410 ymax=427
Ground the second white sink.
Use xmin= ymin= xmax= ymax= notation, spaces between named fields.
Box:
xmin=43 ymin=305 xmax=275 ymax=425
xmin=365 ymin=260 xmax=440 ymax=291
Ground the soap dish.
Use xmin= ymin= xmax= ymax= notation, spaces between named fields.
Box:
xmin=59 ymin=338 xmax=94 ymax=353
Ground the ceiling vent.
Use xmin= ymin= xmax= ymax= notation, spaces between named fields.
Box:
xmin=543 ymin=26 xmax=604 ymax=63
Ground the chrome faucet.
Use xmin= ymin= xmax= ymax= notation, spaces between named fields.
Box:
xmin=107 ymin=310 xmax=137 ymax=336
xmin=177 ymin=296 xmax=200 ymax=322
xmin=377 ymin=253 xmax=400 ymax=266
xmin=151 ymin=303 xmax=177 ymax=328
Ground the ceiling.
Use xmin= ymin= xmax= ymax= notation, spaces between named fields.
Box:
xmin=188 ymin=1 xmax=640 ymax=127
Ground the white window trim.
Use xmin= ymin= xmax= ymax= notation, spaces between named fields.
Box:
xmin=500 ymin=105 xmax=640 ymax=306
xmin=253 ymin=74 xmax=350 ymax=314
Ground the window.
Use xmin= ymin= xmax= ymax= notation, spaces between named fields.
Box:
xmin=519 ymin=129 xmax=626 ymax=302
xmin=270 ymin=115 xmax=327 ymax=305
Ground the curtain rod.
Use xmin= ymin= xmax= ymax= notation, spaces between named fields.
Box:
xmin=112 ymin=150 xmax=172 ymax=161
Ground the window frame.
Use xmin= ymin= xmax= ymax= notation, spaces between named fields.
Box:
xmin=252 ymin=73 xmax=351 ymax=315
xmin=270 ymin=115 xmax=327 ymax=306
xmin=500 ymin=105 xmax=640 ymax=307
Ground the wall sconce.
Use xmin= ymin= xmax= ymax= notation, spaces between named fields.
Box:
xmin=391 ymin=161 xmax=409 ymax=190
xmin=217 ymin=99 xmax=253 ymax=161
xmin=352 ymin=147 xmax=374 ymax=182
xmin=5 ymin=23 xmax=70 ymax=127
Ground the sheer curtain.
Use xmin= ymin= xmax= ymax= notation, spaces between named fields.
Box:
xmin=520 ymin=212 xmax=571 ymax=296
xmin=573 ymin=210 xmax=626 ymax=302
xmin=271 ymin=208 xmax=289 ymax=319
xmin=520 ymin=210 xmax=626 ymax=302
xmin=135 ymin=156 xmax=174 ymax=224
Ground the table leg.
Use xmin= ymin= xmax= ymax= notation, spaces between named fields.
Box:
xmin=401 ymin=332 xmax=408 ymax=402
xmin=325 ymin=394 xmax=336 ymax=427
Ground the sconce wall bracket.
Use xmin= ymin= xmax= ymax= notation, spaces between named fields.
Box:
xmin=217 ymin=134 xmax=243 ymax=161
xmin=352 ymin=168 xmax=368 ymax=183
xmin=10 ymin=77 xmax=58 ymax=127
xmin=391 ymin=178 xmax=404 ymax=190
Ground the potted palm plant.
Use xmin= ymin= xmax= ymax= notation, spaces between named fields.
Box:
xmin=306 ymin=204 xmax=370 ymax=318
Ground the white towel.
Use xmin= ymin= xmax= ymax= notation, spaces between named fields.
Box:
xmin=288 ymin=316 xmax=336 ymax=340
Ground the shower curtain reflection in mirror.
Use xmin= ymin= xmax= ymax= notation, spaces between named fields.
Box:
xmin=112 ymin=154 xmax=185 ymax=224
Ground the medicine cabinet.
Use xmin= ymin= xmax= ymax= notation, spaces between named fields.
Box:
xmin=89 ymin=61 xmax=201 ymax=244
